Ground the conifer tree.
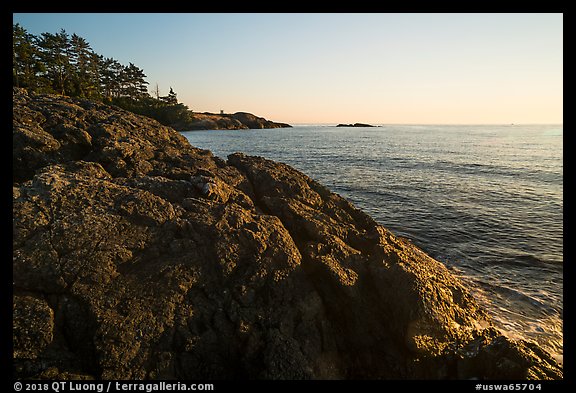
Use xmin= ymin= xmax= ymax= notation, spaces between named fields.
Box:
xmin=12 ymin=23 xmax=193 ymax=129
xmin=123 ymin=63 xmax=149 ymax=99
xmin=70 ymin=33 xmax=99 ymax=98
xmin=12 ymin=23 xmax=44 ymax=90
xmin=161 ymin=87 xmax=178 ymax=105
xmin=37 ymin=29 xmax=73 ymax=95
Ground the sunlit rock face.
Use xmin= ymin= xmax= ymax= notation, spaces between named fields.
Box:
xmin=13 ymin=88 xmax=562 ymax=380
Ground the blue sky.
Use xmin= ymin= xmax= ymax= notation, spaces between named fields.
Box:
xmin=13 ymin=13 xmax=563 ymax=124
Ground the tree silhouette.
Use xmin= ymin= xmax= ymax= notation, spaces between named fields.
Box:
xmin=37 ymin=29 xmax=73 ymax=95
xmin=13 ymin=24 xmax=195 ymax=129
xmin=13 ymin=23 xmax=44 ymax=90
xmin=69 ymin=33 xmax=99 ymax=98
xmin=161 ymin=87 xmax=178 ymax=105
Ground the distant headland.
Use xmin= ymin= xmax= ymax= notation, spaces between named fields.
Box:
xmin=176 ymin=111 xmax=292 ymax=131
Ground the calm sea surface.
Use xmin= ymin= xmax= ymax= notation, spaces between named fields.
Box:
xmin=182 ymin=124 xmax=563 ymax=363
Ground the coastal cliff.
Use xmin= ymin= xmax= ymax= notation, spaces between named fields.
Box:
xmin=12 ymin=88 xmax=562 ymax=380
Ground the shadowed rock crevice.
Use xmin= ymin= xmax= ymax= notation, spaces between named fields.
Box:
xmin=13 ymin=89 xmax=562 ymax=380
xmin=226 ymin=153 xmax=409 ymax=378
xmin=13 ymin=290 xmax=102 ymax=379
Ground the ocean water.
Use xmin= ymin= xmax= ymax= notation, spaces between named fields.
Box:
xmin=181 ymin=124 xmax=563 ymax=363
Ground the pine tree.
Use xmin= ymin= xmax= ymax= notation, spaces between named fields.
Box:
xmin=98 ymin=56 xmax=113 ymax=100
xmin=161 ymin=87 xmax=178 ymax=105
xmin=86 ymin=51 xmax=103 ymax=99
xmin=70 ymin=33 xmax=99 ymax=98
xmin=37 ymin=29 xmax=73 ymax=95
xmin=167 ymin=87 xmax=178 ymax=104
xmin=122 ymin=63 xmax=149 ymax=99
xmin=13 ymin=23 xmax=44 ymax=90
xmin=99 ymin=57 xmax=125 ymax=99
xmin=12 ymin=24 xmax=194 ymax=129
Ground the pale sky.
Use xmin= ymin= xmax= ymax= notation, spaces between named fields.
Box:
xmin=13 ymin=13 xmax=563 ymax=124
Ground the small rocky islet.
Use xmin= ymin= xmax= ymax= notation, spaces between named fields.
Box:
xmin=336 ymin=123 xmax=376 ymax=127
xmin=12 ymin=88 xmax=562 ymax=380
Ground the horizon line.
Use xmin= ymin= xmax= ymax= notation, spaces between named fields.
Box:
xmin=288 ymin=122 xmax=564 ymax=126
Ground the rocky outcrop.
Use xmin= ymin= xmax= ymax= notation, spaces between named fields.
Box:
xmin=336 ymin=123 xmax=375 ymax=127
xmin=13 ymin=88 xmax=562 ymax=380
xmin=177 ymin=111 xmax=291 ymax=131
